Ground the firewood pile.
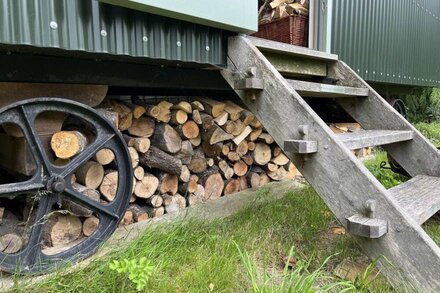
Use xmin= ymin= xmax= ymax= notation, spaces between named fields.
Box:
xmin=259 ymin=0 xmax=309 ymax=24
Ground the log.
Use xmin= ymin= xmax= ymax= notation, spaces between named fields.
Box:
xmin=151 ymin=123 xmax=182 ymax=154
xmin=191 ymin=101 xmax=204 ymax=111
xmin=219 ymin=160 xmax=234 ymax=180
xmin=233 ymin=160 xmax=248 ymax=177
xmin=134 ymin=173 xmax=159 ymax=199
xmin=146 ymin=194 xmax=163 ymax=208
xmin=122 ymin=210 xmax=134 ymax=226
xmin=96 ymin=109 xmax=119 ymax=128
xmin=272 ymin=153 xmax=290 ymax=166
xmin=159 ymin=173 xmax=179 ymax=195
xmin=202 ymin=125 xmax=234 ymax=145
xmin=238 ymin=176 xmax=248 ymax=191
xmin=163 ymin=194 xmax=186 ymax=213
xmin=224 ymin=179 xmax=241 ymax=195
xmin=249 ymin=128 xmax=263 ymax=141
xmin=227 ymin=151 xmax=241 ymax=162
xmin=243 ymin=155 xmax=254 ymax=166
xmin=233 ymin=126 xmax=252 ymax=146
xmin=268 ymin=167 xmax=288 ymax=181
xmin=286 ymin=162 xmax=301 ymax=179
xmin=65 ymin=183 xmax=100 ymax=217
xmin=83 ymin=216 xmax=99 ymax=237
xmin=253 ymin=143 xmax=272 ymax=165
xmin=199 ymin=167 xmax=224 ymax=200
xmin=131 ymin=137 xmax=150 ymax=153
xmin=187 ymin=184 xmax=206 ymax=206
xmin=49 ymin=214 xmax=82 ymax=247
xmin=199 ymin=98 xmax=225 ymax=118
xmin=223 ymin=120 xmax=236 ymax=135
xmin=202 ymin=141 xmax=223 ymax=157
xmin=144 ymin=104 xmax=162 ymax=120
xmin=232 ymin=120 xmax=246 ymax=136
xmin=240 ymin=110 xmax=256 ymax=126
xmin=247 ymin=172 xmax=261 ymax=188
xmin=273 ymin=146 xmax=283 ymax=157
xmin=192 ymin=109 xmax=203 ymax=125
xmin=178 ymin=175 xmax=198 ymax=195
xmin=200 ymin=113 xmax=215 ymax=130
xmin=265 ymin=162 xmax=279 ymax=172
xmin=156 ymin=101 xmax=173 ymax=123
xmin=109 ymin=100 xmax=133 ymax=131
xmin=127 ymin=117 xmax=155 ymax=137
xmin=129 ymin=204 xmax=149 ymax=222
xmin=51 ymin=131 xmax=88 ymax=159
xmin=187 ymin=156 xmax=207 ymax=174
xmin=177 ymin=121 xmax=200 ymax=139
xmin=140 ymin=146 xmax=182 ymax=176
xmin=146 ymin=206 xmax=165 ymax=218
xmin=247 ymin=141 xmax=256 ymax=151
xmin=121 ymin=101 xmax=146 ymax=119
xmin=179 ymin=165 xmax=191 ymax=183
xmin=214 ymin=112 xmax=229 ymax=126
xmin=236 ymin=141 xmax=249 ymax=157
xmin=0 ymin=233 xmax=23 ymax=253
xmin=99 ymin=170 xmax=118 ymax=201
xmin=249 ymin=118 xmax=262 ymax=129
xmin=175 ymin=140 xmax=194 ymax=165
xmin=94 ymin=148 xmax=115 ymax=165
xmin=189 ymin=134 xmax=202 ymax=147
xmin=207 ymin=158 xmax=214 ymax=167
xmin=223 ymin=100 xmax=244 ymax=121
xmin=170 ymin=110 xmax=188 ymax=125
xmin=128 ymin=146 xmax=140 ymax=168
xmin=171 ymin=101 xmax=192 ymax=113
xmin=222 ymin=144 xmax=230 ymax=156
xmin=259 ymin=133 xmax=274 ymax=144
xmin=75 ymin=161 xmax=104 ymax=189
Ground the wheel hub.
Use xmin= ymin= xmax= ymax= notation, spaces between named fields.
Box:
xmin=46 ymin=176 xmax=66 ymax=193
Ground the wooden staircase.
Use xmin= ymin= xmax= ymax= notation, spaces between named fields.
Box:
xmin=221 ymin=35 xmax=440 ymax=291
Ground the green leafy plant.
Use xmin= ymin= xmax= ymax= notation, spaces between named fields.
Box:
xmin=403 ymin=87 xmax=440 ymax=123
xmin=109 ymin=257 xmax=154 ymax=291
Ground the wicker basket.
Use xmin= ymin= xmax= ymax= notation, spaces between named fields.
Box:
xmin=252 ymin=15 xmax=309 ymax=47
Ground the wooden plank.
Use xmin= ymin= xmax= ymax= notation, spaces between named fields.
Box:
xmin=287 ymin=79 xmax=369 ymax=98
xmin=221 ymin=36 xmax=440 ymax=291
xmin=346 ymin=215 xmax=388 ymax=238
xmin=389 ymin=175 xmax=440 ymax=225
xmin=284 ymin=140 xmax=318 ymax=154
xmin=247 ymin=36 xmax=339 ymax=61
xmin=337 ymin=130 xmax=414 ymax=150
xmin=265 ymin=53 xmax=327 ymax=77
xmin=329 ymin=61 xmax=440 ymax=177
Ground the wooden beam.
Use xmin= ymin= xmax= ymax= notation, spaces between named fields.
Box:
xmin=265 ymin=52 xmax=327 ymax=77
xmin=337 ymin=130 xmax=414 ymax=150
xmin=287 ymin=79 xmax=369 ymax=98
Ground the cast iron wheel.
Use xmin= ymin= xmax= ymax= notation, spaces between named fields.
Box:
xmin=0 ymin=98 xmax=132 ymax=274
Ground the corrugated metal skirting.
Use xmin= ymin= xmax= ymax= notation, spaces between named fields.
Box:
xmin=0 ymin=0 xmax=227 ymax=66
xmin=329 ymin=0 xmax=440 ymax=88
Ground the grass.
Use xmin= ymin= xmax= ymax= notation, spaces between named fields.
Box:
xmin=414 ymin=121 xmax=440 ymax=147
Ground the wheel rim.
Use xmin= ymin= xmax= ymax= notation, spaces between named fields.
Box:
xmin=0 ymin=98 xmax=132 ymax=273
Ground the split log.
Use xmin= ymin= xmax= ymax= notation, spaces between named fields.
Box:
xmin=238 ymin=176 xmax=248 ymax=191
xmin=247 ymin=141 xmax=256 ymax=151
xmin=0 ymin=233 xmax=23 ymax=253
xmin=49 ymin=214 xmax=82 ymax=247
xmin=128 ymin=146 xmax=140 ymax=168
xmin=94 ymin=148 xmax=115 ymax=165
xmin=233 ymin=126 xmax=252 ymax=145
xmin=151 ymin=123 xmax=182 ymax=154
xmin=187 ymin=184 xmax=206 ymax=206
xmin=222 ymin=120 xmax=236 ymax=135
xmin=129 ymin=204 xmax=149 ymax=222
xmin=222 ymin=144 xmax=230 ymax=156
xmin=171 ymin=101 xmax=192 ymax=113
xmin=267 ymin=167 xmax=288 ymax=181
xmin=163 ymin=194 xmax=186 ymax=213
xmin=259 ymin=133 xmax=274 ymax=144
xmin=249 ymin=128 xmax=263 ymax=141
xmin=170 ymin=110 xmax=188 ymax=125
xmin=189 ymin=134 xmax=202 ymax=147
xmin=65 ymin=183 xmax=100 ymax=217
xmin=139 ymin=146 xmax=182 ymax=176
xmin=232 ymin=120 xmax=246 ymax=136
xmin=243 ymin=155 xmax=254 ymax=166
xmin=236 ymin=141 xmax=249 ymax=157
xmin=199 ymin=98 xmax=225 ymax=118
xmin=272 ymin=153 xmax=290 ymax=166
xmin=109 ymin=100 xmax=132 ymax=131
xmin=224 ymin=179 xmax=240 ymax=195
xmin=191 ymin=101 xmax=204 ymax=111
xmin=99 ymin=170 xmax=118 ymax=201
xmin=219 ymin=160 xmax=234 ymax=180
xmin=233 ymin=160 xmax=248 ymax=177
xmin=51 ymin=131 xmax=88 ymax=159
xmin=76 ymin=161 xmax=104 ymax=189
xmin=253 ymin=143 xmax=272 ymax=165
xmin=202 ymin=141 xmax=223 ymax=157
xmin=159 ymin=173 xmax=179 ymax=195
xmin=240 ymin=110 xmax=256 ymax=125
xmin=249 ymin=118 xmax=262 ymax=129
xmin=146 ymin=194 xmax=163 ymax=208
xmin=153 ymin=101 xmax=172 ymax=123
xmin=202 ymin=125 xmax=233 ymax=145
xmin=199 ymin=167 xmax=224 ymax=200
xmin=83 ymin=216 xmax=99 ymax=237
xmin=273 ymin=146 xmax=282 ymax=157
xmin=265 ymin=162 xmax=279 ymax=172
xmin=144 ymin=104 xmax=162 ymax=120
xmin=214 ymin=112 xmax=229 ymax=126
xmin=192 ymin=109 xmax=202 ymax=124
xmin=96 ymin=109 xmax=119 ymax=128
xmin=200 ymin=113 xmax=214 ymax=130
xmin=175 ymin=140 xmax=194 ymax=165
xmin=187 ymin=155 xmax=207 ymax=174
xmin=134 ymin=173 xmax=159 ymax=199
xmin=176 ymin=121 xmax=200 ymax=139
xmin=146 ymin=206 xmax=165 ymax=218
xmin=286 ymin=162 xmax=301 ymax=179
xmin=122 ymin=210 xmax=134 ymax=226
xmin=227 ymin=151 xmax=241 ymax=162
xmin=223 ymin=100 xmax=244 ymax=121
xmin=260 ymin=173 xmax=271 ymax=186
xmin=179 ymin=165 xmax=191 ymax=183
xmin=178 ymin=175 xmax=198 ymax=195
xmin=247 ymin=172 xmax=260 ymax=188
xmin=127 ymin=117 xmax=155 ymax=137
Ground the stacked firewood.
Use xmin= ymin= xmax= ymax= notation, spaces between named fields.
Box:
xmin=259 ymin=0 xmax=309 ymax=23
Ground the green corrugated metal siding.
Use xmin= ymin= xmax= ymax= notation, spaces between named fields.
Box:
xmin=324 ymin=0 xmax=440 ymax=88
xmin=0 ymin=0 xmax=228 ymax=66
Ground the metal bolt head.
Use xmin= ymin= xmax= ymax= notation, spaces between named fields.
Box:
xmin=52 ymin=181 xmax=65 ymax=193
xmin=142 ymin=36 xmax=148 ymax=42
xmin=205 ymin=46 xmax=210 ymax=51
xmin=177 ymin=41 xmax=181 ymax=47
xmin=100 ymin=30 xmax=107 ymax=37
xmin=50 ymin=21 xmax=58 ymax=30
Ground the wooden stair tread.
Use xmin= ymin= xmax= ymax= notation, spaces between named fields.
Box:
xmin=337 ymin=130 xmax=414 ymax=149
xmin=246 ymin=36 xmax=339 ymax=62
xmin=389 ymin=175 xmax=440 ymax=224
xmin=287 ymin=80 xmax=369 ymax=98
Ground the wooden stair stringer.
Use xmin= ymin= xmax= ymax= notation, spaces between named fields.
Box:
xmin=329 ymin=61 xmax=440 ymax=177
xmin=220 ymin=35 xmax=440 ymax=291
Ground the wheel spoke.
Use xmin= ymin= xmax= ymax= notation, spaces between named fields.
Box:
xmin=20 ymin=195 xmax=54 ymax=269
xmin=0 ymin=179 xmax=44 ymax=198
xmin=63 ymin=188 xmax=119 ymax=219
xmin=18 ymin=106 xmax=54 ymax=175
xmin=59 ymin=132 xmax=115 ymax=178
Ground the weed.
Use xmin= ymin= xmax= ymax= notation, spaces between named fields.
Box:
xmin=109 ymin=257 xmax=154 ymax=291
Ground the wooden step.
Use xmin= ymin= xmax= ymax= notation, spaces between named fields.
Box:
xmin=337 ymin=130 xmax=414 ymax=150
xmin=389 ymin=175 xmax=440 ymax=224
xmin=246 ymin=36 xmax=338 ymax=62
xmin=287 ymin=80 xmax=369 ymax=98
